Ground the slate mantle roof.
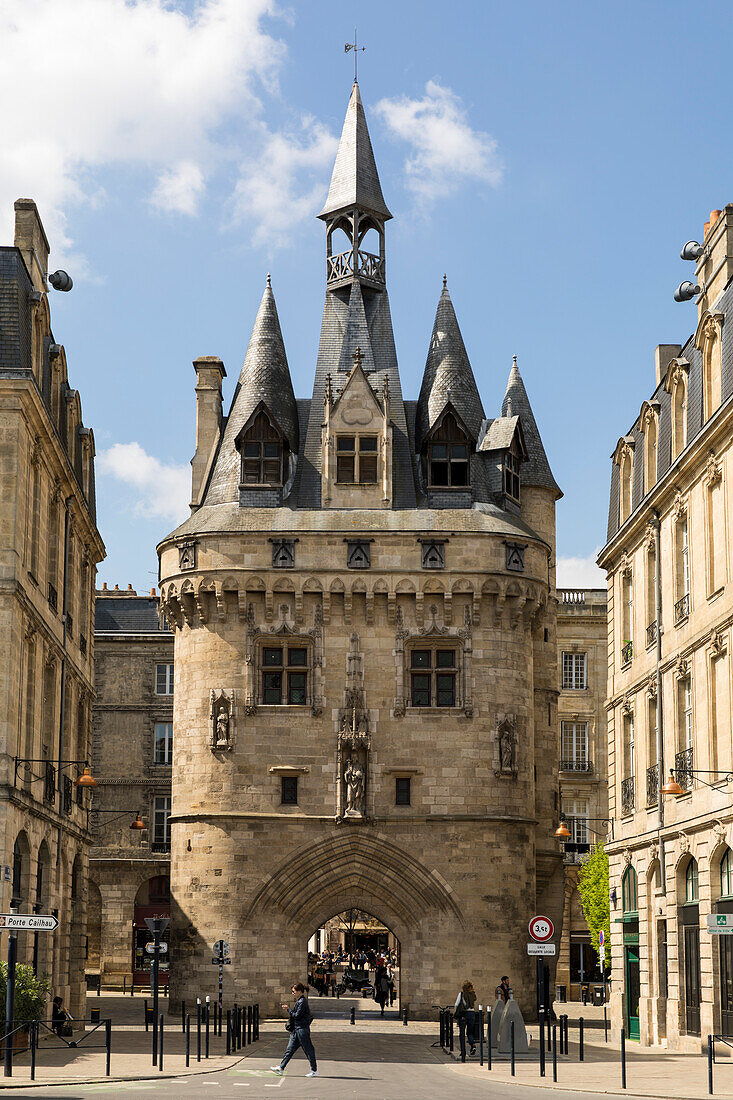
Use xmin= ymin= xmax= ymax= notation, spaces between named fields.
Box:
xmin=95 ymin=596 xmax=170 ymax=634
xmin=318 ymin=82 xmax=392 ymax=222
xmin=501 ymin=358 xmax=561 ymax=497
xmin=415 ymin=281 xmax=485 ymax=450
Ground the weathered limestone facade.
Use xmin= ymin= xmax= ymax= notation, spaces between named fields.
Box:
xmin=599 ymin=206 xmax=733 ymax=1050
xmin=89 ymin=587 xmax=172 ymax=989
xmin=158 ymin=83 xmax=564 ymax=1018
xmin=555 ymin=588 xmax=608 ymax=1001
xmin=0 ymin=200 xmax=105 ymax=1015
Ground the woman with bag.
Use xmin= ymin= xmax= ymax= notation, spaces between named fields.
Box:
xmin=271 ymin=983 xmax=318 ymax=1077
xmin=454 ymin=979 xmax=477 ymax=1057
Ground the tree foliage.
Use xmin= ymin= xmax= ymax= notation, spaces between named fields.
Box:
xmin=577 ymin=844 xmax=611 ymax=968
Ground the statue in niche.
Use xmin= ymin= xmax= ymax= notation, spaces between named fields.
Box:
xmin=344 ymin=757 xmax=365 ymax=816
xmin=209 ymin=689 xmax=234 ymax=751
xmin=497 ymin=719 xmax=517 ymax=775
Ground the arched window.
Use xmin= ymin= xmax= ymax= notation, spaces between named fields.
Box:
xmin=721 ymin=848 xmax=733 ymax=898
xmin=12 ymin=839 xmax=24 ymax=904
xmin=644 ymin=415 xmax=657 ymax=492
xmin=685 ymin=858 xmax=699 ymax=903
xmin=620 ymin=450 xmax=633 ymax=523
xmin=239 ymin=410 xmax=285 ymax=486
xmin=622 ymin=865 xmax=638 ymax=913
xmin=427 ymin=413 xmax=470 ymax=488
xmin=672 ymin=376 xmax=687 ymax=458
xmin=703 ymin=329 xmax=722 ymax=422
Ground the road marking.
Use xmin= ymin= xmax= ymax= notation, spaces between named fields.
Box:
xmin=264 ymin=1080 xmax=285 ymax=1088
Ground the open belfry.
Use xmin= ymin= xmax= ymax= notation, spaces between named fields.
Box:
xmin=158 ymin=82 xmax=564 ymax=1016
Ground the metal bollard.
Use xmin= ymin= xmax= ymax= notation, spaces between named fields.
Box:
xmin=158 ymin=1014 xmax=164 ymax=1072
xmin=486 ymin=1006 xmax=491 ymax=1071
xmin=196 ymin=999 xmax=201 ymax=1062
xmin=604 ymin=1002 xmax=609 ymax=1043
xmin=247 ymin=1004 xmax=252 ymax=1045
xmin=254 ymin=1003 xmax=260 ymax=1042
xmin=233 ymin=1004 xmax=238 ymax=1050
xmin=459 ymin=1016 xmax=466 ymax=1062
xmin=186 ymin=1014 xmax=191 ymax=1067
xmin=182 ymin=1000 xmax=186 ymax=1033
xmin=97 ymin=975 xmax=101 ymax=997
xmin=709 ymin=1035 xmax=713 ymax=1095
xmin=539 ymin=1010 xmax=545 ymax=1077
xmin=579 ymin=1017 xmax=584 ymax=1062
xmin=241 ymin=1004 xmax=246 ymax=1048
xmin=144 ymin=999 xmax=149 ymax=1031
xmin=439 ymin=1008 xmax=445 ymax=1048
xmin=336 ymin=986 xmax=340 ymax=999
xmin=621 ymin=1026 xmax=626 ymax=1089
xmin=30 ymin=1020 xmax=36 ymax=1081
xmin=123 ymin=977 xmax=126 ymax=996
xmin=479 ymin=1007 xmax=484 ymax=1066
xmin=226 ymin=1010 xmax=231 ymax=1056
xmin=449 ymin=1010 xmax=454 ymax=1053
xmin=510 ymin=1020 xmax=515 ymax=1077
xmin=350 ymin=1005 xmax=355 ymax=1025
xmin=552 ymin=1024 xmax=557 ymax=1082
xmin=91 ymin=1006 xmax=101 ymax=1025
xmin=205 ymin=999 xmax=210 ymax=1059
xmin=105 ymin=1018 xmax=111 ymax=1077
xmin=403 ymin=1006 xmax=408 ymax=1026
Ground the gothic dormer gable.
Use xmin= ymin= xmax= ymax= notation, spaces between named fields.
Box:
xmin=234 ymin=403 xmax=290 ymax=500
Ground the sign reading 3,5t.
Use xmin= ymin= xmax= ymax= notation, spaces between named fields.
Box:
xmin=528 ymin=915 xmax=554 ymax=942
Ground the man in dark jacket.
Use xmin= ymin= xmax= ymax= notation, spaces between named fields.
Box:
xmin=271 ymin=983 xmax=318 ymax=1077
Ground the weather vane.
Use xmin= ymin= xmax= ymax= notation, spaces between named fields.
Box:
xmin=344 ymin=28 xmax=365 ymax=83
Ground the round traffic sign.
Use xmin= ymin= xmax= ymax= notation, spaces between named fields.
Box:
xmin=528 ymin=915 xmax=554 ymax=942
xmin=213 ymin=939 xmax=230 ymax=957
xmin=599 ymin=930 xmax=605 ymax=948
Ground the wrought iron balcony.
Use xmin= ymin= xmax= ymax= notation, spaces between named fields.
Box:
xmin=675 ymin=747 xmax=694 ymax=792
xmin=327 ymin=248 xmax=385 ymax=287
xmin=63 ymin=775 xmax=72 ymax=815
xmin=47 ymin=583 xmax=58 ymax=612
xmin=674 ymin=593 xmax=690 ymax=625
xmin=646 ymin=763 xmax=659 ymax=806
xmin=646 ymin=621 xmax=657 ymax=648
xmin=563 ymin=842 xmax=592 ymax=865
xmin=80 ymin=633 xmax=87 ymax=657
xmin=621 ymin=776 xmax=635 ymax=815
xmin=43 ymin=762 xmax=56 ymax=806
xmin=151 ymin=841 xmax=171 ymax=853
xmin=559 ymin=758 xmax=594 ymax=774
xmin=621 ymin=641 xmax=633 ymax=666
xmin=65 ymin=612 xmax=73 ymax=639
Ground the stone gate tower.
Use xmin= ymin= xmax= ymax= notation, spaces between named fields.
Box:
xmin=158 ymin=82 xmax=564 ymax=1017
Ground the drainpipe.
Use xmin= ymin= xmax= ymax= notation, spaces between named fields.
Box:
xmin=56 ymin=497 xmax=73 ymax=867
xmin=652 ymin=509 xmax=666 ymax=895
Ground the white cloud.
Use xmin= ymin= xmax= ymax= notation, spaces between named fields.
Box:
xmin=376 ymin=81 xmax=503 ymax=206
xmin=150 ymin=161 xmax=206 ymax=216
xmin=232 ymin=119 xmax=338 ymax=249
xmin=97 ymin=442 xmax=189 ymax=522
xmin=556 ymin=548 xmax=607 ymax=591
xmin=0 ymin=0 xmax=284 ymax=263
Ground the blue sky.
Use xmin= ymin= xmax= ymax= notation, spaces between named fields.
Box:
xmin=1 ymin=0 xmax=727 ymax=591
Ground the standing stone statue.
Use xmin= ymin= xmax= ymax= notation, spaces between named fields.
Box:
xmin=344 ymin=758 xmax=365 ymax=816
xmin=215 ymin=705 xmax=229 ymax=748
xmin=499 ymin=723 xmax=516 ymax=772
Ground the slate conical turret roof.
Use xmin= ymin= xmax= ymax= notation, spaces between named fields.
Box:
xmin=203 ymin=276 xmax=298 ymax=505
xmin=318 ymin=82 xmax=392 ymax=221
xmin=415 ymin=279 xmax=485 ymax=450
xmin=501 ymin=357 xmax=561 ymax=497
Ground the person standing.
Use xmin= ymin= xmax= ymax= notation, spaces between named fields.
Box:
xmin=454 ymin=980 xmax=477 ymax=1057
xmin=495 ymin=975 xmax=512 ymax=1003
xmin=374 ymin=961 xmax=389 ymax=1016
xmin=271 ymin=983 xmax=318 ymax=1077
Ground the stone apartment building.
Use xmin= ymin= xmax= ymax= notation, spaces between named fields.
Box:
xmin=157 ymin=81 xmax=565 ymax=1018
xmin=0 ymin=199 xmax=105 ymax=1016
xmin=599 ymin=205 xmax=733 ymax=1049
xmin=555 ymin=588 xmax=608 ymax=1002
xmin=88 ymin=586 xmax=172 ymax=989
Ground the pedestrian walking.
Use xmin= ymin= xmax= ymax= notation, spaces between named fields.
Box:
xmin=495 ymin=975 xmax=512 ymax=1003
xmin=374 ymin=962 xmax=389 ymax=1016
xmin=454 ymin=980 xmax=477 ymax=1057
xmin=271 ymin=983 xmax=318 ymax=1077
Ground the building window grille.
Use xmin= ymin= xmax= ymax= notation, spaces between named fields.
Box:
xmin=621 ymin=640 xmax=633 ymax=665
xmin=395 ymin=777 xmax=411 ymax=806
xmin=261 ymin=646 xmax=308 ymax=705
xmin=421 ymin=541 xmax=445 ymax=569
xmin=427 ymin=413 xmax=470 ymax=487
xmin=63 ymin=775 xmax=72 ymax=815
xmin=155 ymin=664 xmax=174 ymax=695
xmin=503 ymin=450 xmax=521 ymax=501
xmin=336 ymin=436 xmax=378 ymax=484
xmin=154 ymin=722 xmax=173 ymax=765
xmin=47 ymin=583 xmax=58 ymax=612
xmin=272 ymin=539 xmax=295 ymax=569
xmin=409 ymin=647 xmax=456 ymax=708
xmin=675 ymin=746 xmax=694 ymax=792
xmin=621 ymin=775 xmax=635 ymax=816
xmin=560 ymin=721 xmax=590 ymax=770
xmin=281 ymin=776 xmax=298 ymax=805
xmin=43 ymin=762 xmax=56 ymax=806
xmin=646 ymin=763 xmax=659 ymax=806
xmin=153 ymin=796 xmax=171 ymax=851
xmin=346 ymin=540 xmax=371 ymax=569
xmin=646 ymin=621 xmax=657 ymax=648
xmin=674 ymin=593 xmax=690 ymax=624
xmin=562 ymin=652 xmax=587 ymax=690
xmin=721 ymin=849 xmax=733 ymax=898
xmin=80 ymin=633 xmax=87 ymax=657
xmin=65 ymin=612 xmax=73 ymax=639
xmin=240 ymin=410 xmax=284 ymax=486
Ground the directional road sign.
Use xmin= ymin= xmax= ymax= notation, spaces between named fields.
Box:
xmin=146 ymin=941 xmax=168 ymax=954
xmin=213 ymin=939 xmax=230 ymax=957
xmin=212 ymin=957 xmax=232 ymax=965
xmin=527 ymin=942 xmax=557 ymax=956
xmin=0 ymin=913 xmax=58 ymax=931
xmin=145 ymin=917 xmax=170 ymax=933
xmin=528 ymin=915 xmax=554 ymax=942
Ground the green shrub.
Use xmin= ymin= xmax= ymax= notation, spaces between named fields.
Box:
xmin=0 ymin=963 xmax=50 ymax=1025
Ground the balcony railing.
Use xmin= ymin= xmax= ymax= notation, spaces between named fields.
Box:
xmin=327 ymin=248 xmax=385 ymax=286
xmin=43 ymin=762 xmax=56 ymax=806
xmin=47 ymin=583 xmax=58 ymax=612
xmin=621 ymin=776 xmax=635 ymax=815
xmin=65 ymin=612 xmax=73 ymax=639
xmin=675 ymin=747 xmax=694 ymax=792
xmin=80 ymin=633 xmax=87 ymax=657
xmin=621 ymin=641 xmax=633 ymax=666
xmin=646 ymin=620 xmax=657 ymax=648
xmin=559 ymin=758 xmax=594 ymax=774
xmin=646 ymin=763 xmax=659 ymax=806
xmin=151 ymin=840 xmax=171 ymax=853
xmin=563 ymin=842 xmax=593 ymax=865
xmin=63 ymin=775 xmax=72 ymax=815
xmin=674 ymin=593 xmax=690 ymax=625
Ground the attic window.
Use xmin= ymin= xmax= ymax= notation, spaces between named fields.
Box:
xmin=336 ymin=435 xmax=378 ymax=484
xmin=240 ymin=410 xmax=284 ymax=486
xmin=503 ymin=451 xmax=521 ymax=502
xmin=427 ymin=414 xmax=469 ymax=487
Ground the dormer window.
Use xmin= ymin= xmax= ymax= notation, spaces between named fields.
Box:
xmin=427 ymin=413 xmax=469 ymax=487
xmin=503 ymin=451 xmax=520 ymax=502
xmin=240 ymin=410 xmax=284 ymax=486
xmin=336 ymin=435 xmax=378 ymax=484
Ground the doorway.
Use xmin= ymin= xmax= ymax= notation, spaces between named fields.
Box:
xmin=624 ymin=941 xmax=640 ymax=1041
xmin=306 ymin=909 xmax=400 ymax=1017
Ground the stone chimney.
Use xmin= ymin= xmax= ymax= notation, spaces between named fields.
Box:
xmin=696 ymin=205 xmax=733 ymax=316
xmin=191 ymin=356 xmax=226 ymax=508
xmin=14 ymin=199 xmax=50 ymax=292
xmin=654 ymin=344 xmax=681 ymax=387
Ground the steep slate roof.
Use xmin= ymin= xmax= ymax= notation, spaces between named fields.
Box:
xmin=204 ymin=277 xmax=298 ymax=506
xmin=95 ymin=596 xmax=169 ymax=633
xmin=415 ymin=280 xmax=485 ymax=450
xmin=318 ymin=82 xmax=392 ymax=221
xmin=501 ymin=358 xmax=561 ymax=497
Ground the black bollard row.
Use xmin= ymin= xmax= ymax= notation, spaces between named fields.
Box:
xmin=158 ymin=1014 xmax=164 ymax=1073
xmin=486 ymin=1006 xmax=492 ymax=1071
xmin=459 ymin=1016 xmax=466 ymax=1063
xmin=186 ymin=1014 xmax=191 ymax=1067
xmin=579 ymin=1016 xmax=585 ymax=1062
xmin=350 ymin=1005 xmax=355 ymax=1025
xmin=709 ymin=1034 xmax=714 ymax=1096
xmin=479 ymin=1007 xmax=484 ymax=1066
xmin=510 ymin=1020 xmax=516 ymax=1077
xmin=539 ymin=1009 xmax=545 ymax=1078
xmin=552 ymin=1024 xmax=557 ymax=1082
xmin=105 ymin=1018 xmax=112 ymax=1077
xmin=621 ymin=1025 xmax=626 ymax=1089
xmin=197 ymin=1000 xmax=202 ymax=1062
xmin=402 ymin=1006 xmax=408 ymax=1026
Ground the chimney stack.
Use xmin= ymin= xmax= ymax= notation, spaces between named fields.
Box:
xmin=14 ymin=199 xmax=50 ymax=292
xmin=191 ymin=356 xmax=226 ymax=509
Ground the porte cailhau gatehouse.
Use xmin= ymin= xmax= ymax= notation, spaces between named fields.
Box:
xmin=157 ymin=81 xmax=564 ymax=1017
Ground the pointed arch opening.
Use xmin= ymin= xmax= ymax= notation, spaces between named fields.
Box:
xmin=424 ymin=408 xmax=471 ymax=488
xmin=307 ymin=906 xmax=400 ymax=1017
xmin=235 ymin=406 xmax=288 ymax=487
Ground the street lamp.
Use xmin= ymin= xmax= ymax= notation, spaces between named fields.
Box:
xmin=662 ymin=767 xmax=733 ymax=795
xmin=75 ymin=766 xmax=96 ymax=788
